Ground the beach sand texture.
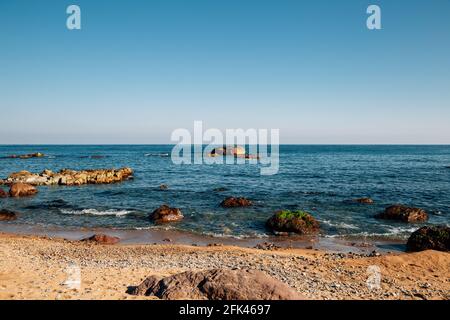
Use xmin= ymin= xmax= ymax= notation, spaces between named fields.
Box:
xmin=0 ymin=233 xmax=448 ymax=300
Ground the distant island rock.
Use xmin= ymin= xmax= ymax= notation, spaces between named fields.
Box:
xmin=0 ymin=168 xmax=133 ymax=186
xmin=3 ymin=152 xmax=45 ymax=159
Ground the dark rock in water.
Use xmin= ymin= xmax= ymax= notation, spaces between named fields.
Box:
xmin=220 ymin=197 xmax=252 ymax=208
xmin=375 ymin=205 xmax=428 ymax=222
xmin=352 ymin=198 xmax=374 ymax=204
xmin=4 ymin=152 xmax=45 ymax=159
xmin=0 ymin=188 xmax=8 ymax=198
xmin=213 ymin=187 xmax=228 ymax=192
xmin=266 ymin=210 xmax=320 ymax=235
xmin=81 ymin=234 xmax=120 ymax=245
xmin=9 ymin=183 xmax=38 ymax=197
xmin=406 ymin=226 xmax=450 ymax=252
xmin=150 ymin=205 xmax=184 ymax=223
xmin=128 ymin=269 xmax=304 ymax=300
xmin=159 ymin=184 xmax=168 ymax=190
xmin=0 ymin=209 xmax=17 ymax=221
xmin=90 ymin=155 xmax=105 ymax=159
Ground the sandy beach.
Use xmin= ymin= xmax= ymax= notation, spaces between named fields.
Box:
xmin=0 ymin=232 xmax=448 ymax=300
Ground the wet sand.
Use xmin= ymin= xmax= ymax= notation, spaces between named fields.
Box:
xmin=0 ymin=232 xmax=448 ymax=300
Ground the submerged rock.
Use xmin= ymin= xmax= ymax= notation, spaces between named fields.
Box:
xmin=150 ymin=205 xmax=184 ymax=223
xmin=81 ymin=234 xmax=120 ymax=245
xmin=128 ymin=269 xmax=304 ymax=300
xmin=376 ymin=205 xmax=428 ymax=222
xmin=1 ymin=167 xmax=133 ymax=186
xmin=406 ymin=226 xmax=450 ymax=252
xmin=220 ymin=197 xmax=253 ymax=208
xmin=266 ymin=210 xmax=320 ymax=235
xmin=0 ymin=209 xmax=17 ymax=221
xmin=353 ymin=198 xmax=374 ymax=204
xmin=0 ymin=188 xmax=8 ymax=198
xmin=159 ymin=184 xmax=168 ymax=190
xmin=9 ymin=183 xmax=38 ymax=197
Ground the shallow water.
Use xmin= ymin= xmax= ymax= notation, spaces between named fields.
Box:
xmin=0 ymin=145 xmax=449 ymax=240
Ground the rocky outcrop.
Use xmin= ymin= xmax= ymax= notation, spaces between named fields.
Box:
xmin=128 ymin=269 xmax=304 ymax=300
xmin=0 ymin=168 xmax=133 ymax=186
xmin=9 ymin=183 xmax=38 ymax=197
xmin=406 ymin=226 xmax=450 ymax=252
xmin=0 ymin=209 xmax=17 ymax=221
xmin=220 ymin=197 xmax=253 ymax=208
xmin=376 ymin=205 xmax=428 ymax=222
xmin=150 ymin=205 xmax=184 ymax=223
xmin=266 ymin=210 xmax=320 ymax=235
xmin=4 ymin=152 xmax=45 ymax=159
xmin=81 ymin=234 xmax=120 ymax=245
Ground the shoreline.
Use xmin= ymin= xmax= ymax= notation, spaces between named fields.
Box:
xmin=0 ymin=223 xmax=406 ymax=254
xmin=0 ymin=232 xmax=448 ymax=300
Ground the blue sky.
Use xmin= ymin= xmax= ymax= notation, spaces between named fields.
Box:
xmin=0 ymin=0 xmax=449 ymax=144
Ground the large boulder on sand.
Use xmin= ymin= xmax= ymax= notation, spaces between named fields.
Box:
xmin=406 ymin=226 xmax=450 ymax=252
xmin=220 ymin=197 xmax=253 ymax=208
xmin=376 ymin=205 xmax=428 ymax=222
xmin=128 ymin=269 xmax=304 ymax=300
xmin=150 ymin=205 xmax=184 ymax=223
xmin=9 ymin=183 xmax=38 ymax=197
xmin=266 ymin=210 xmax=320 ymax=235
xmin=81 ymin=234 xmax=120 ymax=245
xmin=0 ymin=209 xmax=17 ymax=221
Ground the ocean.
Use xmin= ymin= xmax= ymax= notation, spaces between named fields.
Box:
xmin=0 ymin=145 xmax=449 ymax=241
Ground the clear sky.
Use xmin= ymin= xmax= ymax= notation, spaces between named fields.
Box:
xmin=1 ymin=0 xmax=449 ymax=144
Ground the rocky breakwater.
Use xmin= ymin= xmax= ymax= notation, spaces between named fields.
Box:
xmin=0 ymin=168 xmax=133 ymax=186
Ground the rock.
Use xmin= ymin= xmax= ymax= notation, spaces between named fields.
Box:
xmin=353 ymin=198 xmax=374 ymax=204
xmin=213 ymin=187 xmax=228 ymax=192
xmin=406 ymin=226 xmax=450 ymax=252
xmin=2 ymin=167 xmax=133 ymax=186
xmin=5 ymin=152 xmax=45 ymax=159
xmin=376 ymin=205 xmax=428 ymax=222
xmin=150 ymin=205 xmax=184 ymax=223
xmin=254 ymin=242 xmax=280 ymax=251
xmin=0 ymin=189 xmax=8 ymax=198
xmin=0 ymin=209 xmax=17 ymax=221
xmin=9 ymin=183 xmax=38 ymax=197
xmin=128 ymin=269 xmax=304 ymax=300
xmin=81 ymin=234 xmax=120 ymax=245
xmin=210 ymin=146 xmax=245 ymax=157
xmin=159 ymin=184 xmax=168 ymax=190
xmin=220 ymin=197 xmax=253 ymax=208
xmin=266 ymin=210 xmax=320 ymax=235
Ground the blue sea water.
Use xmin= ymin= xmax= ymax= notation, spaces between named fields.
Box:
xmin=0 ymin=145 xmax=449 ymax=240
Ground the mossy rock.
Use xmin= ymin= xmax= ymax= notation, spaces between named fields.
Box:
xmin=266 ymin=210 xmax=320 ymax=235
xmin=406 ymin=226 xmax=450 ymax=252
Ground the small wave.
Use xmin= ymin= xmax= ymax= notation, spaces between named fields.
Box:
xmin=321 ymin=220 xmax=360 ymax=230
xmin=325 ymin=225 xmax=420 ymax=239
xmin=145 ymin=153 xmax=170 ymax=157
xmin=60 ymin=208 xmax=132 ymax=216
